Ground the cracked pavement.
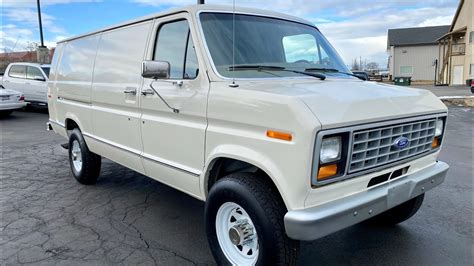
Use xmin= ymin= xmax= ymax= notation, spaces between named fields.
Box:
xmin=0 ymin=107 xmax=472 ymax=265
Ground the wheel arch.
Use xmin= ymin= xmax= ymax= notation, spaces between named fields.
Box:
xmin=64 ymin=113 xmax=84 ymax=133
xmin=203 ymin=146 xmax=290 ymax=210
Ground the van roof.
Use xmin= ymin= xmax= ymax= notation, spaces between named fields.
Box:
xmin=58 ymin=4 xmax=314 ymax=43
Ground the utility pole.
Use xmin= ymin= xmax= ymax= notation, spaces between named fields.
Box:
xmin=36 ymin=0 xmax=49 ymax=63
xmin=36 ymin=0 xmax=45 ymax=48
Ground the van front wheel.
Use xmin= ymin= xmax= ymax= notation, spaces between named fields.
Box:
xmin=205 ymin=173 xmax=299 ymax=265
xmin=68 ymin=128 xmax=101 ymax=185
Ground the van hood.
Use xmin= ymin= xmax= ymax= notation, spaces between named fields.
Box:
xmin=240 ymin=79 xmax=447 ymax=129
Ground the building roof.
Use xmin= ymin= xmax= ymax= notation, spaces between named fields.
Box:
xmin=449 ymin=0 xmax=464 ymax=32
xmin=387 ymin=25 xmax=450 ymax=48
xmin=59 ymin=4 xmax=314 ymax=43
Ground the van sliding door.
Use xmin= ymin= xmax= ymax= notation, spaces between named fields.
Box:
xmin=90 ymin=21 xmax=153 ymax=174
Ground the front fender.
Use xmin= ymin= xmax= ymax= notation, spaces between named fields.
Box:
xmin=203 ymin=144 xmax=295 ymax=211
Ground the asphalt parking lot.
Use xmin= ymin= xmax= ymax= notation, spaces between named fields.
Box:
xmin=0 ymin=107 xmax=472 ymax=265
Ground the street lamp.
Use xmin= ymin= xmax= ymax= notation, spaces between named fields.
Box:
xmin=36 ymin=0 xmax=45 ymax=48
xmin=36 ymin=0 xmax=49 ymax=63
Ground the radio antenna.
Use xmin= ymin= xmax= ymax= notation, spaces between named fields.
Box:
xmin=229 ymin=0 xmax=239 ymax=88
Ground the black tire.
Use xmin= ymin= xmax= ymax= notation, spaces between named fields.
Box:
xmin=367 ymin=193 xmax=424 ymax=226
xmin=68 ymin=128 xmax=101 ymax=185
xmin=0 ymin=110 xmax=13 ymax=117
xmin=205 ymin=173 xmax=299 ymax=265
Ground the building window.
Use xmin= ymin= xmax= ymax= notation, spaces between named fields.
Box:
xmin=400 ymin=66 xmax=413 ymax=75
xmin=470 ymin=31 xmax=474 ymax=43
xmin=470 ymin=64 xmax=474 ymax=75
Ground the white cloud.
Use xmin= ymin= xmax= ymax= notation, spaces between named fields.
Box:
xmin=1 ymin=0 xmax=100 ymax=8
xmin=418 ymin=16 xmax=453 ymax=27
xmin=131 ymin=0 xmax=457 ymax=66
xmin=0 ymin=24 xmax=35 ymax=52
xmin=330 ymin=36 xmax=389 ymax=68
xmin=1 ymin=6 xmax=68 ymax=51
xmin=316 ymin=6 xmax=455 ymax=66
xmin=1 ymin=0 xmax=458 ymax=66
xmin=0 ymin=9 xmax=67 ymax=51
xmin=133 ymin=0 xmax=456 ymax=18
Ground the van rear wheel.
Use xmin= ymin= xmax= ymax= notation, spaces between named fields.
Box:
xmin=205 ymin=173 xmax=299 ymax=265
xmin=68 ymin=128 xmax=101 ymax=185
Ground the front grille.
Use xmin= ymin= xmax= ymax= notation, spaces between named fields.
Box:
xmin=348 ymin=119 xmax=436 ymax=173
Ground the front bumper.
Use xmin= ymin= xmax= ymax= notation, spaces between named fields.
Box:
xmin=284 ymin=161 xmax=449 ymax=241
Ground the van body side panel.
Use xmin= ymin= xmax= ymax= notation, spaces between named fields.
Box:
xmin=56 ymin=35 xmax=100 ymax=135
xmin=204 ymin=81 xmax=321 ymax=210
xmin=139 ymin=14 xmax=207 ymax=199
xmin=89 ymin=21 xmax=152 ymax=174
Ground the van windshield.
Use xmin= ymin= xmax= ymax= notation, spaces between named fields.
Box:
xmin=200 ymin=13 xmax=349 ymax=79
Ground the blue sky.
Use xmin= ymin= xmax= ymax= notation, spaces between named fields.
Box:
xmin=1 ymin=0 xmax=459 ymax=67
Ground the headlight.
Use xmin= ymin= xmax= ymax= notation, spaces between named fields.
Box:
xmin=435 ymin=120 xmax=444 ymax=136
xmin=432 ymin=119 xmax=445 ymax=149
xmin=320 ymin=136 xmax=341 ymax=163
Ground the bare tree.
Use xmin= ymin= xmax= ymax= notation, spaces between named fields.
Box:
xmin=366 ymin=62 xmax=379 ymax=70
xmin=25 ymin=42 xmax=39 ymax=52
xmin=351 ymin=58 xmax=360 ymax=71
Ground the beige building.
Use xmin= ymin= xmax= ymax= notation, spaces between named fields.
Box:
xmin=387 ymin=26 xmax=449 ymax=81
xmin=437 ymin=0 xmax=474 ymax=85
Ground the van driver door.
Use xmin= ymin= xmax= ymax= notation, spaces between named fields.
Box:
xmin=140 ymin=14 xmax=209 ymax=198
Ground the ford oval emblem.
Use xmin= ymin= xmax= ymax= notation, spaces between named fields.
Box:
xmin=393 ymin=136 xmax=410 ymax=149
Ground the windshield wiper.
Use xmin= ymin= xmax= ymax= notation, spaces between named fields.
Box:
xmin=305 ymin=67 xmax=365 ymax=80
xmin=229 ymin=65 xmax=326 ymax=80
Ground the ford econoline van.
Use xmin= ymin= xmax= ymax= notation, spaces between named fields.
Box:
xmin=47 ymin=5 xmax=449 ymax=265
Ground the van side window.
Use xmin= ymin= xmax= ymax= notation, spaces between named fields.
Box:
xmin=27 ymin=67 xmax=45 ymax=80
xmin=154 ymin=20 xmax=199 ymax=79
xmin=184 ymin=36 xmax=199 ymax=79
xmin=9 ymin=65 xmax=26 ymax=79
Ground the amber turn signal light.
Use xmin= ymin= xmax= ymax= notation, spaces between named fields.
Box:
xmin=432 ymin=137 xmax=439 ymax=148
xmin=317 ymin=164 xmax=338 ymax=180
xmin=266 ymin=130 xmax=292 ymax=141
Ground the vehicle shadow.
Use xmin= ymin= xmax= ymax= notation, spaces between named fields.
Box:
xmin=23 ymin=105 xmax=49 ymax=114
xmin=93 ymin=159 xmax=428 ymax=265
xmin=299 ymin=223 xmax=418 ymax=265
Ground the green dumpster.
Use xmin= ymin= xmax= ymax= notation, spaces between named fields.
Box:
xmin=394 ymin=76 xmax=411 ymax=86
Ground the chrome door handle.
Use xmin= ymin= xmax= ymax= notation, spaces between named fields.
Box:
xmin=141 ymin=89 xmax=155 ymax=96
xmin=124 ymin=87 xmax=137 ymax=95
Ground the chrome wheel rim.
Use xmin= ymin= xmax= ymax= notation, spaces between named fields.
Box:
xmin=71 ymin=140 xmax=82 ymax=172
xmin=216 ymin=202 xmax=259 ymax=265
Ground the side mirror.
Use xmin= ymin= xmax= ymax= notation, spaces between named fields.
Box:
xmin=34 ymin=76 xmax=46 ymax=82
xmin=142 ymin=60 xmax=170 ymax=79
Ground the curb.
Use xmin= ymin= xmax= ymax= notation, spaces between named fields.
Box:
xmin=438 ymin=96 xmax=474 ymax=107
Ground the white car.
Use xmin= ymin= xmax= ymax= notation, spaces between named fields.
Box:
xmin=0 ymin=86 xmax=27 ymax=116
xmin=47 ymin=5 xmax=449 ymax=264
xmin=2 ymin=62 xmax=50 ymax=106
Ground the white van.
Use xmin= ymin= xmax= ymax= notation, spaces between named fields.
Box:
xmin=2 ymin=62 xmax=50 ymax=106
xmin=47 ymin=5 xmax=449 ymax=264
